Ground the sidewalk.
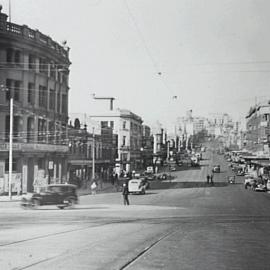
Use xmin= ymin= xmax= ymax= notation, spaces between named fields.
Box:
xmin=0 ymin=182 xmax=118 ymax=202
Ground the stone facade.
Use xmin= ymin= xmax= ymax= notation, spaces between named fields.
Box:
xmin=0 ymin=8 xmax=71 ymax=193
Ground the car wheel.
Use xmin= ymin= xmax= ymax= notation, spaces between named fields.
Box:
xmin=32 ymin=199 xmax=40 ymax=209
xmin=57 ymin=206 xmax=65 ymax=210
xmin=141 ymin=189 xmax=145 ymax=195
xmin=67 ymin=198 xmax=76 ymax=208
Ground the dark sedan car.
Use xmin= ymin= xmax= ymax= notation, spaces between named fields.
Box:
xmin=21 ymin=184 xmax=78 ymax=209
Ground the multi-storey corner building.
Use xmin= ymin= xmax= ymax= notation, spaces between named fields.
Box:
xmin=0 ymin=8 xmax=71 ymax=193
xmin=245 ymin=103 xmax=270 ymax=155
xmin=90 ymin=109 xmax=143 ymax=173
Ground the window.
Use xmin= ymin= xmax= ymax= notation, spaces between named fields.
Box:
xmin=38 ymin=158 xmax=45 ymax=170
xmin=61 ymin=94 xmax=67 ymax=114
xmin=122 ymin=136 xmax=126 ymax=146
xmin=28 ymin=83 xmax=35 ymax=104
xmin=5 ymin=158 xmax=17 ymax=172
xmin=101 ymin=121 xmax=108 ymax=128
xmin=123 ymin=121 xmax=126 ymax=129
xmin=4 ymin=116 xmax=20 ymax=142
xmin=29 ymin=54 xmax=35 ymax=70
xmin=39 ymin=58 xmax=48 ymax=74
xmin=6 ymin=48 xmax=13 ymax=63
xmin=263 ymin=114 xmax=269 ymax=121
xmin=5 ymin=79 xmax=12 ymax=100
xmin=110 ymin=121 xmax=114 ymax=129
xmin=14 ymin=81 xmax=21 ymax=101
xmin=14 ymin=51 xmax=21 ymax=64
xmin=50 ymin=62 xmax=56 ymax=79
xmin=49 ymin=89 xmax=55 ymax=110
xmin=38 ymin=118 xmax=46 ymax=142
xmin=39 ymin=85 xmax=47 ymax=108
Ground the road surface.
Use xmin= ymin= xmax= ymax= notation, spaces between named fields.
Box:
xmin=1 ymin=149 xmax=270 ymax=269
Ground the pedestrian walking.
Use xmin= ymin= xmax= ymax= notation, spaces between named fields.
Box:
xmin=210 ymin=174 xmax=214 ymax=185
xmin=91 ymin=180 xmax=97 ymax=195
xmin=206 ymin=174 xmax=210 ymax=184
xmin=122 ymin=181 xmax=130 ymax=205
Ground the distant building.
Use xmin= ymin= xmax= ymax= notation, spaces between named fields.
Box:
xmin=90 ymin=109 xmax=143 ymax=173
xmin=245 ymin=103 xmax=270 ymax=155
xmin=0 ymin=8 xmax=71 ymax=193
xmin=141 ymin=125 xmax=153 ymax=168
xmin=67 ymin=118 xmax=116 ymax=186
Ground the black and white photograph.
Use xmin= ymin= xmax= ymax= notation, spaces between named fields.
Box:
xmin=1 ymin=0 xmax=270 ymax=269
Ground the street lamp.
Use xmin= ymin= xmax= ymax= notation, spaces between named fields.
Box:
xmin=92 ymin=127 xmax=95 ymax=180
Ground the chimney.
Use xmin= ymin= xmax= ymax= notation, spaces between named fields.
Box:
xmin=0 ymin=5 xmax=8 ymax=31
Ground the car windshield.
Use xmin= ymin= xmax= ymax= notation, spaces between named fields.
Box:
xmin=47 ymin=186 xmax=64 ymax=193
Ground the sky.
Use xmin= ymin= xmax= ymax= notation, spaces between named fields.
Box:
xmin=2 ymin=0 xmax=270 ymax=129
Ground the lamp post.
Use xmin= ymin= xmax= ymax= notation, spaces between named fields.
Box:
xmin=92 ymin=127 xmax=95 ymax=180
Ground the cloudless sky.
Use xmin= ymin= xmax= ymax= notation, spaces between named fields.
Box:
xmin=2 ymin=0 xmax=270 ymax=129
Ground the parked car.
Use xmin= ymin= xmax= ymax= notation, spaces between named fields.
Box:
xmin=255 ymin=183 xmax=267 ymax=192
xmin=21 ymin=184 xmax=78 ymax=209
xmin=244 ymin=176 xmax=257 ymax=190
xmin=212 ymin=165 xmax=220 ymax=173
xmin=128 ymin=179 xmax=149 ymax=195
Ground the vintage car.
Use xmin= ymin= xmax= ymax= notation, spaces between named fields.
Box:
xmin=128 ymin=179 xmax=149 ymax=195
xmin=21 ymin=184 xmax=78 ymax=209
xmin=244 ymin=175 xmax=257 ymax=190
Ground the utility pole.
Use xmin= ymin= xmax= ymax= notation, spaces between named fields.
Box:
xmin=92 ymin=127 xmax=95 ymax=180
xmin=9 ymin=95 xmax=13 ymax=199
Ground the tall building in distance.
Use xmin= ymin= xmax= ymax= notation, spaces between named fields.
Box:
xmin=0 ymin=7 xmax=71 ymax=193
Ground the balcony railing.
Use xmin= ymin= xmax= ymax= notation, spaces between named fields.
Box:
xmin=1 ymin=22 xmax=69 ymax=59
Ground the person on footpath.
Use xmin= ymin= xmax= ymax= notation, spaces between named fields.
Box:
xmin=210 ymin=174 xmax=214 ymax=185
xmin=91 ymin=180 xmax=97 ymax=195
xmin=122 ymin=181 xmax=130 ymax=206
xmin=206 ymin=174 xmax=210 ymax=184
